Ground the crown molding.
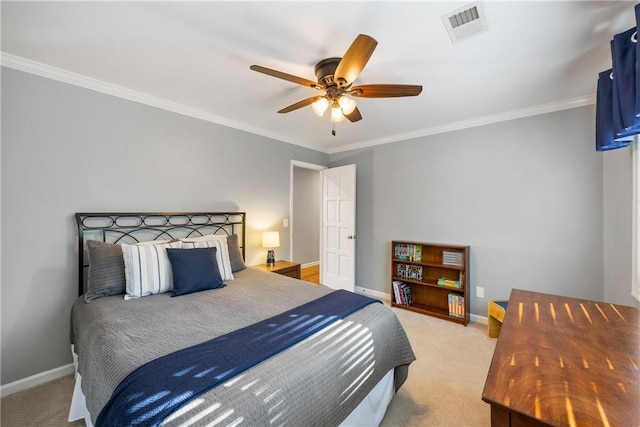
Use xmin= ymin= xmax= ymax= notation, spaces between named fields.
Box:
xmin=2 ymin=52 xmax=595 ymax=156
xmin=328 ymin=94 xmax=596 ymax=154
xmin=0 ymin=52 xmax=327 ymax=153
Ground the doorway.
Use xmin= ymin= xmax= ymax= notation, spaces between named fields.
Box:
xmin=290 ymin=161 xmax=324 ymax=282
xmin=290 ymin=161 xmax=357 ymax=291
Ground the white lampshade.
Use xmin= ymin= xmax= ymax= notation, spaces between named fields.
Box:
xmin=338 ymin=96 xmax=357 ymax=115
xmin=330 ymin=105 xmax=345 ymax=123
xmin=262 ymin=231 xmax=280 ymax=248
xmin=311 ymin=97 xmax=329 ymax=117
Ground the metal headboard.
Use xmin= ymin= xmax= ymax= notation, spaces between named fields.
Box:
xmin=75 ymin=212 xmax=246 ymax=297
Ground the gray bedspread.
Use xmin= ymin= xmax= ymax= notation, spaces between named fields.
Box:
xmin=70 ymin=267 xmax=416 ymax=426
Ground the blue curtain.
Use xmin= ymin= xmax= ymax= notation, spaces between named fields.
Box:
xmin=636 ymin=4 xmax=640 ymax=117
xmin=597 ymin=69 xmax=633 ymax=151
xmin=595 ymin=4 xmax=639 ymax=151
xmin=612 ymin=29 xmax=640 ymax=137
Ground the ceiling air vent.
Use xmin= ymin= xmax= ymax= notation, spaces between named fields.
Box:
xmin=441 ymin=2 xmax=488 ymax=44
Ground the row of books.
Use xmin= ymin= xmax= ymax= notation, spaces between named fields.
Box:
xmin=396 ymin=263 xmax=423 ymax=280
xmin=394 ymin=243 xmax=422 ymax=262
xmin=442 ymin=250 xmax=464 ymax=267
xmin=393 ymin=281 xmax=413 ymax=305
xmin=437 ymin=277 xmax=462 ymax=288
xmin=448 ymin=293 xmax=465 ymax=318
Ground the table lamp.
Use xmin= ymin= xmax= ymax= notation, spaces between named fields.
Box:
xmin=262 ymin=231 xmax=280 ymax=266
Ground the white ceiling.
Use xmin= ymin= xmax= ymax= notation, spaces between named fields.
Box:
xmin=1 ymin=1 xmax=635 ymax=153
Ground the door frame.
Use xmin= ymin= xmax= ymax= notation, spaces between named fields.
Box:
xmin=289 ymin=160 xmax=326 ymax=263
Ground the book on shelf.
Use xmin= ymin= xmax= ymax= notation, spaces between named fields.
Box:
xmin=402 ymin=283 xmax=413 ymax=305
xmin=437 ymin=277 xmax=462 ymax=288
xmin=392 ymin=280 xmax=403 ymax=304
xmin=442 ymin=250 xmax=463 ymax=267
xmin=396 ymin=263 xmax=423 ymax=280
xmin=447 ymin=293 xmax=465 ymax=318
xmin=392 ymin=280 xmax=412 ymax=305
xmin=411 ymin=245 xmax=422 ymax=262
xmin=396 ymin=264 xmax=405 ymax=278
xmin=395 ymin=243 xmax=422 ymax=262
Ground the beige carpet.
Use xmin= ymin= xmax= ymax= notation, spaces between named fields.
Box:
xmin=0 ymin=374 xmax=84 ymax=427
xmin=1 ymin=306 xmax=496 ymax=426
xmin=380 ymin=307 xmax=496 ymax=426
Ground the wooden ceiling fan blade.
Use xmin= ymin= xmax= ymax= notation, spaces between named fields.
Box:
xmin=350 ymin=84 xmax=422 ymax=98
xmin=278 ymin=96 xmax=324 ymax=114
xmin=250 ymin=65 xmax=321 ymax=89
xmin=333 ymin=34 xmax=378 ymax=87
xmin=345 ymin=106 xmax=362 ymax=122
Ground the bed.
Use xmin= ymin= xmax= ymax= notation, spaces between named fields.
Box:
xmin=69 ymin=212 xmax=415 ymax=426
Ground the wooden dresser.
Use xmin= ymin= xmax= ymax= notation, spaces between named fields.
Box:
xmin=482 ymin=289 xmax=639 ymax=427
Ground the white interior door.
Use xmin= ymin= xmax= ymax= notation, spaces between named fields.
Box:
xmin=321 ymin=164 xmax=356 ymax=291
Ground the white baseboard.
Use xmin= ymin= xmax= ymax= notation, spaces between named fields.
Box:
xmin=355 ymin=286 xmax=391 ymax=302
xmin=0 ymin=363 xmax=74 ymax=398
xmin=470 ymin=313 xmax=488 ymax=325
xmin=300 ymin=261 xmax=319 ymax=269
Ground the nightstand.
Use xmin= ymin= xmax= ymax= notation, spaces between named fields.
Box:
xmin=253 ymin=260 xmax=301 ymax=279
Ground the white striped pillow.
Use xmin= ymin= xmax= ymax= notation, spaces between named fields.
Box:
xmin=181 ymin=236 xmax=234 ymax=281
xmin=121 ymin=241 xmax=183 ymax=300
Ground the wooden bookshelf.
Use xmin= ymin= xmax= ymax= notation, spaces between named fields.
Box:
xmin=391 ymin=241 xmax=469 ymax=326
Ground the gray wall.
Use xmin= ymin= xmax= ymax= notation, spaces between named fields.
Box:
xmin=4 ymin=65 xmax=638 ymax=386
xmin=0 ymin=68 xmax=328 ymax=384
xmin=292 ymin=166 xmax=321 ymax=265
xmin=603 ymin=146 xmax=640 ymax=308
xmin=330 ymin=106 xmax=609 ymax=317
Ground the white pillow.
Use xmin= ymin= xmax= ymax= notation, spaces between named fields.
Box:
xmin=121 ymin=241 xmax=183 ymax=299
xmin=181 ymin=235 xmax=234 ymax=281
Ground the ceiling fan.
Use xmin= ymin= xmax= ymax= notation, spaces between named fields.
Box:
xmin=250 ymin=34 xmax=422 ymax=130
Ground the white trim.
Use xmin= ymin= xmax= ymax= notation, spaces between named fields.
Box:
xmin=355 ymin=286 xmax=391 ymax=302
xmin=329 ymin=94 xmax=596 ymax=154
xmin=0 ymin=52 xmax=325 ymax=153
xmin=301 ymin=261 xmax=319 ymax=269
xmin=2 ymin=52 xmax=594 ymax=156
xmin=290 ymin=160 xmax=327 ymax=171
xmin=0 ymin=363 xmax=74 ymax=398
xmin=470 ymin=313 xmax=488 ymax=325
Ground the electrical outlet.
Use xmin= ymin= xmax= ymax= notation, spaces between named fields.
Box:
xmin=476 ymin=287 xmax=485 ymax=298
xmin=283 ymin=218 xmax=289 ymax=227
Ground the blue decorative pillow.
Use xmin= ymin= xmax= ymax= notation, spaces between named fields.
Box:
xmin=166 ymin=247 xmax=225 ymax=296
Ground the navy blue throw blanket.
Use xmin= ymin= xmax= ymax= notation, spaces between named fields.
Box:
xmin=96 ymin=290 xmax=380 ymax=426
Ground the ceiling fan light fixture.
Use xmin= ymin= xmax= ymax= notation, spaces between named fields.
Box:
xmin=338 ymin=96 xmax=357 ymax=115
xmin=330 ymin=104 xmax=345 ymax=123
xmin=311 ymin=97 xmax=330 ymax=117
xmin=250 ymin=34 xmax=421 ymax=126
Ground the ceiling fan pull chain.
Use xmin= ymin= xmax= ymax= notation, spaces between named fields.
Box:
xmin=332 ymin=123 xmax=336 ymax=136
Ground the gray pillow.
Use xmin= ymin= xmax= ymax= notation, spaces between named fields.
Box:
xmin=85 ymin=240 xmax=126 ymax=302
xmin=227 ymin=234 xmax=246 ymax=272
